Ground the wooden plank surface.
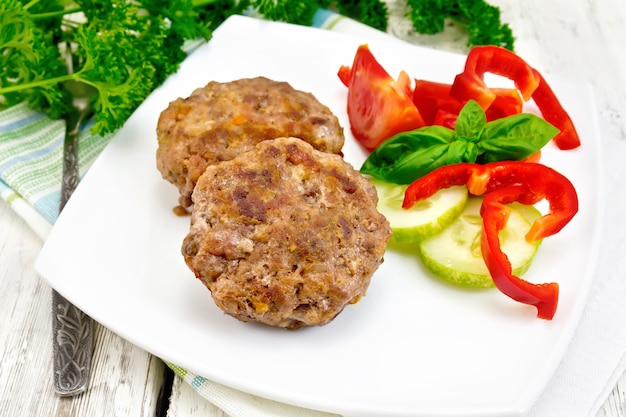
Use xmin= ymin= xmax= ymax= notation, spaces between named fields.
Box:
xmin=0 ymin=202 xmax=168 ymax=417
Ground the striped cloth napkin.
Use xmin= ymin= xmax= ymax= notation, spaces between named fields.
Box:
xmin=0 ymin=101 xmax=111 ymax=240
xmin=2 ymin=8 xmax=623 ymax=417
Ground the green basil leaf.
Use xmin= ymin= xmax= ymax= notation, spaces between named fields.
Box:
xmin=455 ymin=100 xmax=486 ymax=141
xmin=364 ymin=126 xmax=455 ymax=163
xmin=360 ymin=126 xmax=474 ymax=184
xmin=478 ymin=113 xmax=559 ymax=162
xmin=362 ymin=143 xmax=468 ymax=184
xmin=361 ymin=125 xmax=454 ymax=170
xmin=451 ymin=139 xmax=478 ymax=162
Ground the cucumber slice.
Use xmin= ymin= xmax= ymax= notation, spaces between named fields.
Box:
xmin=418 ymin=198 xmax=542 ymax=288
xmin=371 ymin=179 xmax=468 ymax=244
xmin=509 ymin=201 xmax=543 ymax=225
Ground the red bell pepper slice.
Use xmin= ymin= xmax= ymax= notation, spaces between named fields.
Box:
xmin=480 ymin=185 xmax=560 ymax=319
xmin=449 ymin=45 xmax=541 ymax=108
xmin=532 ymin=72 xmax=581 ymax=150
xmin=449 ymin=45 xmax=581 ymax=150
xmin=338 ymin=44 xmax=425 ymax=150
xmin=413 ymin=79 xmax=523 ymax=128
xmin=403 ymin=161 xmax=578 ymax=319
xmin=487 ymin=88 xmax=523 ymax=120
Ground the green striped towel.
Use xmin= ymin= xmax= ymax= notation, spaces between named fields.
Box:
xmin=0 ymin=101 xmax=112 ymax=239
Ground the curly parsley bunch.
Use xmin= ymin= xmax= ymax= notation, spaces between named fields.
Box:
xmin=1 ymin=0 xmax=513 ymax=136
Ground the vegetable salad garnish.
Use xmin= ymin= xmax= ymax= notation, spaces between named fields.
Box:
xmin=403 ymin=161 xmax=578 ymax=320
xmin=339 ymin=44 xmax=581 ymax=319
xmin=361 ymin=100 xmax=558 ymax=184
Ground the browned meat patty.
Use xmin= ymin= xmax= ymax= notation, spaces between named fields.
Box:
xmin=182 ymin=137 xmax=391 ymax=329
xmin=156 ymin=77 xmax=345 ymax=208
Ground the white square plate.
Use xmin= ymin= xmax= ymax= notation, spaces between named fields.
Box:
xmin=36 ymin=15 xmax=602 ymax=417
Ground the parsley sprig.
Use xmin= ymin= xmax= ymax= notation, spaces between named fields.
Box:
xmin=1 ymin=0 xmax=514 ymax=136
xmin=406 ymin=0 xmax=514 ymax=51
xmin=1 ymin=0 xmax=242 ymax=135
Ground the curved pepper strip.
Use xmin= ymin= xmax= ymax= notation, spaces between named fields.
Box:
xmin=403 ymin=161 xmax=578 ymax=319
xmin=449 ymin=45 xmax=541 ymax=108
xmin=450 ymin=46 xmax=581 ymax=150
xmin=532 ymin=72 xmax=581 ymax=150
xmin=487 ymin=88 xmax=524 ymax=120
xmin=480 ymin=185 xmax=560 ymax=319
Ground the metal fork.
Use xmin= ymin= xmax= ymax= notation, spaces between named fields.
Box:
xmin=51 ymin=80 xmax=95 ymax=397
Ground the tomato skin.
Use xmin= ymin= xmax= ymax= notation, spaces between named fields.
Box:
xmin=338 ymin=65 xmax=351 ymax=87
xmin=412 ymin=79 xmax=462 ymax=125
xmin=340 ymin=44 xmax=424 ymax=150
xmin=432 ymin=109 xmax=458 ymax=129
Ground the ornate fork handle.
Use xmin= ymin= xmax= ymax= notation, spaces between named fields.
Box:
xmin=51 ymin=80 xmax=95 ymax=396
xmin=59 ymin=127 xmax=80 ymax=212
xmin=52 ymin=289 xmax=93 ymax=396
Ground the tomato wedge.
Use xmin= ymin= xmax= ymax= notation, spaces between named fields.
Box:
xmin=338 ymin=44 xmax=425 ymax=150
